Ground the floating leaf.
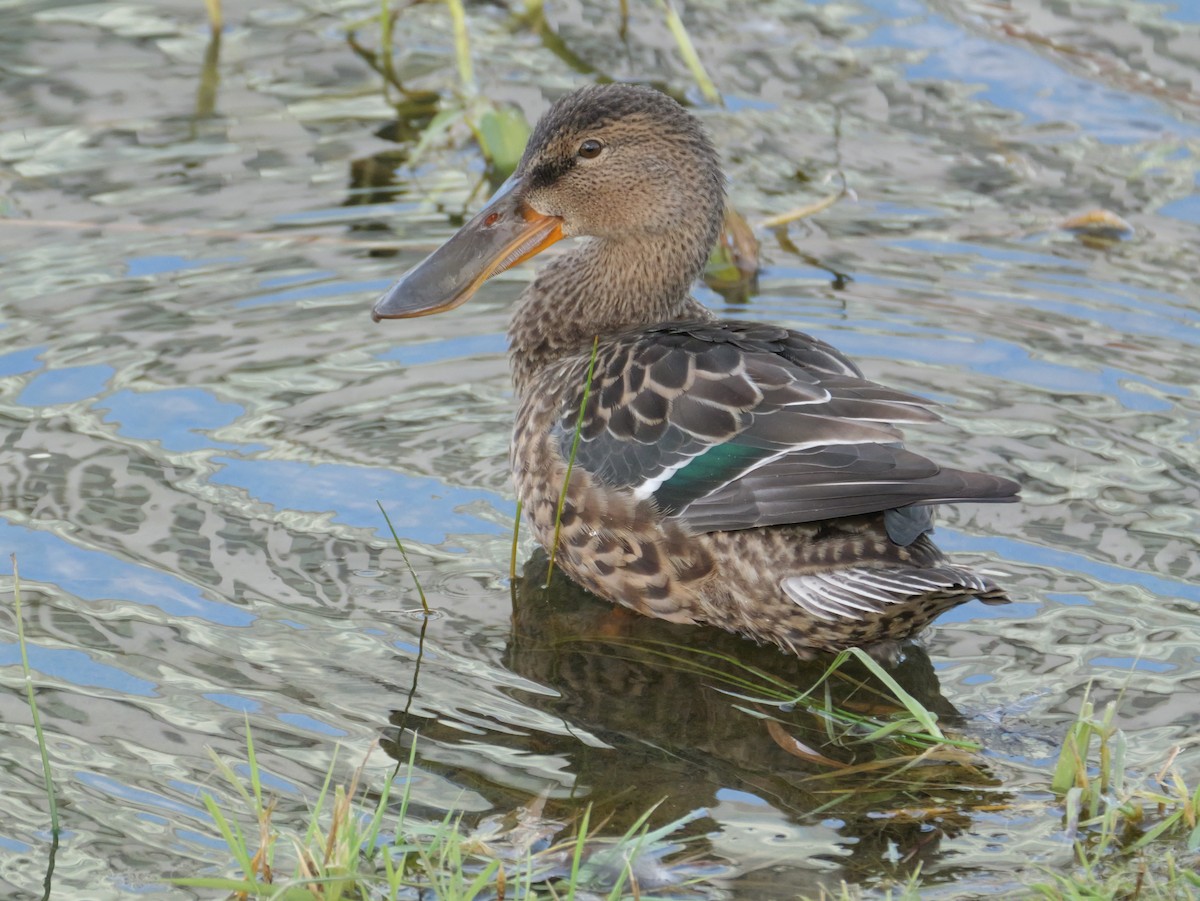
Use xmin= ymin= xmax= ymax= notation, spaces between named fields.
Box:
xmin=476 ymin=104 xmax=531 ymax=181
xmin=766 ymin=719 xmax=846 ymax=768
xmin=705 ymin=205 xmax=758 ymax=300
xmin=1060 ymin=208 xmax=1134 ymax=241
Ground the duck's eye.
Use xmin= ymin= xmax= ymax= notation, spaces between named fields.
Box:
xmin=577 ymin=139 xmax=603 ymax=159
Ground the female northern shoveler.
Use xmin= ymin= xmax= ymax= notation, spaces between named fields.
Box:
xmin=373 ymin=84 xmax=1019 ymax=655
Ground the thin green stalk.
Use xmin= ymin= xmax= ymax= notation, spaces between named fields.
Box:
xmin=199 ymin=794 xmax=253 ymax=877
xmin=394 ymin=734 xmax=419 ymax=836
xmin=445 ymin=0 xmax=475 ymax=95
xmin=655 ymin=0 xmax=720 ymax=105
xmin=566 ymin=804 xmax=592 ymax=901
xmin=396 ymin=613 xmax=429 ymax=736
xmin=602 ymin=801 xmax=666 ymax=899
xmin=377 ymin=501 xmax=430 ymax=615
xmin=244 ymin=714 xmax=264 ymax=813
xmin=203 ymin=0 xmax=222 ymax=33
xmin=378 ymin=0 xmax=400 ymax=102
xmin=510 ymin=498 xmax=523 ymax=581
xmin=305 ymin=740 xmax=342 ymax=850
xmin=546 ymin=337 xmax=599 ymax=586
xmin=12 ymin=556 xmax=59 ymax=834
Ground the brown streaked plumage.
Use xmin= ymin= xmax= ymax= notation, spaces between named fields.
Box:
xmin=373 ymin=83 xmax=1019 ymax=656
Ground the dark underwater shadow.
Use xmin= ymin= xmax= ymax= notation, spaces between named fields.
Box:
xmin=384 ymin=550 xmax=1007 ymax=888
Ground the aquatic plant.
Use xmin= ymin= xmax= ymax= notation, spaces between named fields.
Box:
xmin=177 ymin=728 xmax=723 ymax=899
xmin=1030 ymin=688 xmax=1200 ymax=898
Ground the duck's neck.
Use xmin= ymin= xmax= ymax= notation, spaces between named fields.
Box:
xmin=507 ymin=234 xmax=713 ymax=396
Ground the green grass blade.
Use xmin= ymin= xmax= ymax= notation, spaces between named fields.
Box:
xmin=463 ymin=858 xmax=501 ymax=899
xmin=244 ymin=717 xmax=263 ymax=811
xmin=207 ymin=746 xmax=255 ymax=809
xmin=361 ymin=755 xmax=394 ymax=862
xmin=201 ymin=792 xmax=254 ymax=876
xmin=1127 ymin=809 xmax=1184 ymax=852
xmin=1052 ymin=691 xmax=1094 ymax=795
xmin=846 ymin=647 xmax=946 ymax=741
xmin=377 ymin=500 xmax=430 ymax=614
xmin=393 ymin=734 xmax=420 ymax=838
xmin=11 ymin=556 xmax=60 ymax=834
xmin=305 ymin=743 xmax=341 ymax=848
xmin=567 ymin=803 xmax=592 ymax=901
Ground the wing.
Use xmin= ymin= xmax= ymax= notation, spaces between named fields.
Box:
xmin=553 ymin=320 xmax=1018 ymax=539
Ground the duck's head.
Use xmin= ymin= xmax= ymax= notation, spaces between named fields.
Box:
xmin=372 ymin=84 xmax=725 ymax=321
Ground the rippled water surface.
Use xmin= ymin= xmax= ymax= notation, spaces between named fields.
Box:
xmin=2 ymin=0 xmax=1198 ymax=897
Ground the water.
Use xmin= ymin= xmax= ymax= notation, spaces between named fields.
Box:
xmin=1 ymin=0 xmax=1198 ymax=896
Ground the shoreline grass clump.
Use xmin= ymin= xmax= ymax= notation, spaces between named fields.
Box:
xmin=168 ymin=619 xmax=1200 ymax=900
xmin=1028 ymin=687 xmax=1200 ymax=899
xmin=178 ymin=727 xmax=723 ymax=899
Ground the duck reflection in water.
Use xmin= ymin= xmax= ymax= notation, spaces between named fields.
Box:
xmin=384 ymin=551 xmax=1004 ymax=891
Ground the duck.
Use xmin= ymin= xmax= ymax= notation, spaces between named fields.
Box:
xmin=372 ymin=83 xmax=1019 ymax=655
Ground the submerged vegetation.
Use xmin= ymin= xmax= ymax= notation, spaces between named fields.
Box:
xmin=341 ymin=0 xmax=722 ymax=187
